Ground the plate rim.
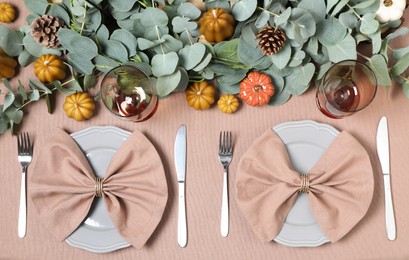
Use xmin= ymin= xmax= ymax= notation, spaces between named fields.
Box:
xmin=65 ymin=126 xmax=132 ymax=253
xmin=272 ymin=120 xmax=340 ymax=247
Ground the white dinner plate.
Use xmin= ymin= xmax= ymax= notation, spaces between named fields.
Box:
xmin=273 ymin=120 xmax=340 ymax=247
xmin=65 ymin=126 xmax=131 ymax=253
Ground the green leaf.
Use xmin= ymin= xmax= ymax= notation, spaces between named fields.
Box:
xmin=3 ymin=30 xmax=24 ymax=57
xmin=173 ymin=67 xmax=189 ymax=92
xmin=339 ymin=13 xmax=358 ymax=29
xmin=369 ymin=31 xmax=382 ymax=54
xmin=288 ymin=49 xmax=306 ymax=67
xmin=6 ymin=107 xmax=24 ymax=124
xmin=392 ymin=46 xmax=409 ymax=60
xmin=352 ymin=0 xmax=376 ymax=9
xmin=360 ymin=13 xmax=379 ymax=35
xmin=111 ymin=29 xmax=138 ymax=57
xmin=316 ymin=17 xmax=347 ymax=47
xmin=214 ymin=39 xmax=239 ymax=63
xmin=385 ymin=27 xmax=409 ymax=42
xmin=327 ymin=35 xmax=357 ymax=63
xmin=57 ymin=28 xmax=98 ymax=59
xmin=298 ymin=0 xmax=326 ymax=22
xmin=67 ymin=53 xmax=95 ymax=75
xmin=151 ymin=52 xmax=179 ymax=77
xmin=237 ymin=36 xmax=264 ymax=66
xmin=140 ymin=8 xmax=168 ymax=27
xmin=216 ymin=70 xmax=247 ymax=86
xmin=53 ymin=81 xmax=78 ymax=94
xmin=367 ymin=54 xmax=392 ymax=87
xmin=3 ymin=92 xmax=15 ymax=112
xmin=178 ymin=43 xmax=206 ymax=70
xmin=232 ymin=0 xmax=257 ymax=21
xmin=18 ymin=82 xmax=28 ymax=102
xmin=18 ymin=49 xmax=37 ymax=67
xmin=172 ymin=17 xmax=198 ymax=33
xmin=93 ymin=55 xmax=120 ymax=74
xmin=205 ymin=0 xmax=231 ymax=11
xmin=391 ymin=52 xmax=409 ymax=76
xmin=271 ymin=44 xmax=291 ymax=69
xmin=326 ymin=0 xmax=339 ymax=13
xmin=25 ymin=0 xmax=49 ymax=15
xmin=216 ymin=82 xmax=240 ymax=95
xmin=138 ymin=38 xmax=164 ymax=50
xmin=282 ymin=8 xmax=316 ymax=42
xmin=23 ymin=35 xmax=62 ymax=57
xmin=285 ymin=63 xmax=315 ymax=95
xmin=331 ymin=0 xmax=348 ymax=15
xmin=0 ymin=25 xmax=9 ymax=47
xmin=29 ymin=80 xmax=52 ymax=94
xmin=316 ymin=62 xmax=332 ymax=80
xmin=108 ymin=0 xmax=138 ymax=12
xmin=101 ymin=40 xmax=129 ymax=62
xmin=275 ymin=7 xmax=291 ymax=26
xmin=83 ymin=74 xmax=97 ymax=91
xmin=255 ymin=10 xmax=270 ymax=28
xmin=402 ymin=80 xmax=409 ymax=98
xmin=177 ymin=3 xmax=201 ymax=20
xmin=48 ymin=4 xmax=70 ymax=25
xmin=2 ymin=78 xmax=13 ymax=91
xmin=156 ymin=69 xmax=182 ymax=97
xmin=45 ymin=94 xmax=52 ymax=114
xmin=153 ymin=35 xmax=183 ymax=53
xmin=29 ymin=89 xmax=40 ymax=101
xmin=193 ymin=53 xmax=213 ymax=72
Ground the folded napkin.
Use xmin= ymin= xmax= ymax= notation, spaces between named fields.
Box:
xmin=236 ymin=129 xmax=374 ymax=243
xmin=30 ymin=128 xmax=168 ymax=249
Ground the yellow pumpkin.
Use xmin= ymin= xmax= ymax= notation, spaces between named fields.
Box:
xmin=63 ymin=92 xmax=95 ymax=121
xmin=199 ymin=8 xmax=235 ymax=43
xmin=239 ymin=71 xmax=275 ymax=106
xmin=0 ymin=2 xmax=16 ymax=23
xmin=0 ymin=48 xmax=17 ymax=79
xmin=34 ymin=54 xmax=67 ymax=83
xmin=185 ymin=81 xmax=216 ymax=110
xmin=218 ymin=94 xmax=239 ymax=114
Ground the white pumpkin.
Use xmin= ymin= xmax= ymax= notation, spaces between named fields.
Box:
xmin=375 ymin=0 xmax=406 ymax=23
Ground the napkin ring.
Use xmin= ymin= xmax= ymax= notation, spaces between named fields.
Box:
xmin=298 ymin=174 xmax=310 ymax=193
xmin=95 ymin=177 xmax=104 ymax=197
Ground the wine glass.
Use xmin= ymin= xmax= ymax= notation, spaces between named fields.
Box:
xmin=100 ymin=65 xmax=158 ymax=122
xmin=315 ymin=60 xmax=377 ymax=119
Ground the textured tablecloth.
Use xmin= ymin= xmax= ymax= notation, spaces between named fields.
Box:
xmin=1 ymin=2 xmax=409 ymax=260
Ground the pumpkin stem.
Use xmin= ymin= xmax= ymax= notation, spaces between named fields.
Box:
xmin=253 ymin=85 xmax=262 ymax=93
xmin=383 ymin=0 xmax=393 ymax=7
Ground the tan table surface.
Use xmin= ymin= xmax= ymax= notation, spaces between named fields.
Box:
xmin=2 ymin=2 xmax=409 ymax=260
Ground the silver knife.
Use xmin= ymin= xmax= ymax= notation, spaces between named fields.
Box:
xmin=376 ymin=116 xmax=396 ymax=241
xmin=174 ymin=124 xmax=187 ymax=247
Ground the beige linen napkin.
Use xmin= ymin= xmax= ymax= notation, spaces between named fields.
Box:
xmin=30 ymin=128 xmax=168 ymax=249
xmin=236 ymin=129 xmax=374 ymax=243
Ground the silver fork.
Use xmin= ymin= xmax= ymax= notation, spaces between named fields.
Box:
xmin=218 ymin=131 xmax=233 ymax=237
xmin=17 ymin=132 xmax=32 ymax=238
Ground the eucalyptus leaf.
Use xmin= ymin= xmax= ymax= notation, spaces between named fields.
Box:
xmin=339 ymin=13 xmax=358 ymax=29
xmin=205 ymin=0 xmax=231 ymax=11
xmin=298 ymin=0 xmax=326 ymax=22
xmin=58 ymin=29 xmax=98 ymax=59
xmin=352 ymin=0 xmax=376 ymax=9
xmin=6 ymin=108 xmax=24 ymax=124
xmin=214 ymin=39 xmax=239 ymax=63
xmin=156 ymin=70 xmax=182 ymax=97
xmin=255 ymin=10 xmax=270 ymax=28
xmin=193 ymin=53 xmax=213 ymax=72
xmin=3 ymin=30 xmax=24 ymax=57
xmin=367 ymin=54 xmax=392 ymax=87
xmin=173 ymin=67 xmax=189 ymax=92
xmin=153 ymin=35 xmax=183 ymax=54
xmin=216 ymin=70 xmax=247 ymax=86
xmin=316 ymin=17 xmax=347 ymax=47
xmin=101 ymin=40 xmax=129 ymax=62
xmin=18 ymin=49 xmax=37 ymax=67
xmin=232 ymin=0 xmax=257 ymax=22
xmin=151 ymin=52 xmax=179 ymax=77
xmin=282 ymin=8 xmax=316 ymax=42
xmin=216 ymin=82 xmax=240 ymax=94
xmin=2 ymin=78 xmax=12 ymax=91
xmin=111 ymin=29 xmax=138 ymax=57
xmin=331 ymin=0 xmax=348 ymax=15
xmin=18 ymin=83 xmax=28 ymax=102
xmin=28 ymin=89 xmax=40 ymax=101
xmin=67 ymin=53 xmax=95 ymax=75
xmin=360 ymin=13 xmax=379 ymax=35
xmin=108 ymin=0 xmax=138 ymax=12
xmin=3 ymin=92 xmax=15 ymax=112
xmin=94 ymin=55 xmax=120 ymax=73
xmin=288 ymin=48 xmax=306 ymax=67
xmin=25 ymin=0 xmax=49 ymax=15
xmin=392 ymin=46 xmax=409 ymax=60
xmin=391 ymin=52 xmax=409 ymax=76
xmin=125 ymin=62 xmax=152 ymax=76
xmin=316 ymin=62 xmax=332 ymax=80
xmin=0 ymin=25 xmax=8 ymax=47
xmin=178 ymin=43 xmax=206 ymax=70
xmin=271 ymin=44 xmax=291 ymax=69
xmin=140 ymin=8 xmax=168 ymax=27
xmin=237 ymin=36 xmax=264 ymax=67
xmin=326 ymin=0 xmax=338 ymax=13
xmin=83 ymin=74 xmax=97 ymax=91
xmin=327 ymin=35 xmax=357 ymax=63
xmin=402 ymin=79 xmax=409 ymax=98
xmin=285 ymin=63 xmax=315 ymax=95
xmin=369 ymin=31 xmax=382 ymax=54
xmin=23 ymin=34 xmax=62 ymax=57
xmin=275 ymin=7 xmax=291 ymax=26
xmin=48 ymin=4 xmax=70 ymax=25
xmin=177 ymin=3 xmax=201 ymax=20
xmin=29 ymin=80 xmax=52 ymax=94
xmin=172 ymin=17 xmax=198 ymax=34
xmin=138 ymin=38 xmax=165 ymax=51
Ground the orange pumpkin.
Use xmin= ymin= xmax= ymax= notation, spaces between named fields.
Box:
xmin=63 ymin=92 xmax=95 ymax=121
xmin=34 ymin=54 xmax=67 ymax=83
xmin=0 ymin=2 xmax=16 ymax=23
xmin=199 ymin=8 xmax=235 ymax=43
xmin=0 ymin=48 xmax=17 ymax=79
xmin=239 ymin=72 xmax=275 ymax=106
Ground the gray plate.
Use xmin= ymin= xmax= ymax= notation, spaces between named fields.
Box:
xmin=65 ymin=126 xmax=131 ymax=253
xmin=273 ymin=120 xmax=340 ymax=247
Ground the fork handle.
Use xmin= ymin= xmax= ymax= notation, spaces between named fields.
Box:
xmin=221 ymin=168 xmax=229 ymax=237
xmin=18 ymin=169 xmax=26 ymax=238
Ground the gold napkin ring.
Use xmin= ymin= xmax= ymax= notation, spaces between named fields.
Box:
xmin=298 ymin=174 xmax=310 ymax=193
xmin=95 ymin=177 xmax=104 ymax=197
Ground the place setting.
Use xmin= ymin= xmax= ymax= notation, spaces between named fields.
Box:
xmin=1 ymin=0 xmax=407 ymax=258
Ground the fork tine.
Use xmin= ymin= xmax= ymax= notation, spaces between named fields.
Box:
xmin=229 ymin=131 xmax=232 ymax=153
xmin=23 ymin=133 xmax=28 ymax=154
xmin=17 ymin=133 xmax=21 ymax=153
xmin=26 ymin=133 xmax=32 ymax=154
xmin=219 ymin=131 xmax=222 ymax=153
xmin=223 ymin=131 xmax=227 ymax=153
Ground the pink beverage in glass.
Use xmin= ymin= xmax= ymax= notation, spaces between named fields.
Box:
xmin=316 ymin=60 xmax=377 ymax=119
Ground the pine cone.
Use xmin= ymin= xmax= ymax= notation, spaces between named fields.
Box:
xmin=256 ymin=26 xmax=286 ymax=56
xmin=30 ymin=15 xmax=65 ymax=49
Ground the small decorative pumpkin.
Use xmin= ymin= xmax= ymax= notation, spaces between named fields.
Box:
xmin=239 ymin=72 xmax=275 ymax=106
xmin=199 ymin=8 xmax=235 ymax=43
xmin=218 ymin=94 xmax=239 ymax=114
xmin=0 ymin=48 xmax=17 ymax=79
xmin=0 ymin=2 xmax=16 ymax=23
xmin=185 ymin=81 xmax=216 ymax=110
xmin=375 ymin=0 xmax=406 ymax=23
xmin=63 ymin=92 xmax=95 ymax=122
xmin=34 ymin=54 xmax=67 ymax=83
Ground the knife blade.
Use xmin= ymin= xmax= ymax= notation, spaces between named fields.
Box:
xmin=376 ymin=116 xmax=396 ymax=241
xmin=174 ymin=124 xmax=187 ymax=247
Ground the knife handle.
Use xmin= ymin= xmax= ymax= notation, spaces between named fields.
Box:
xmin=384 ymin=175 xmax=396 ymax=241
xmin=178 ymin=182 xmax=187 ymax=247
